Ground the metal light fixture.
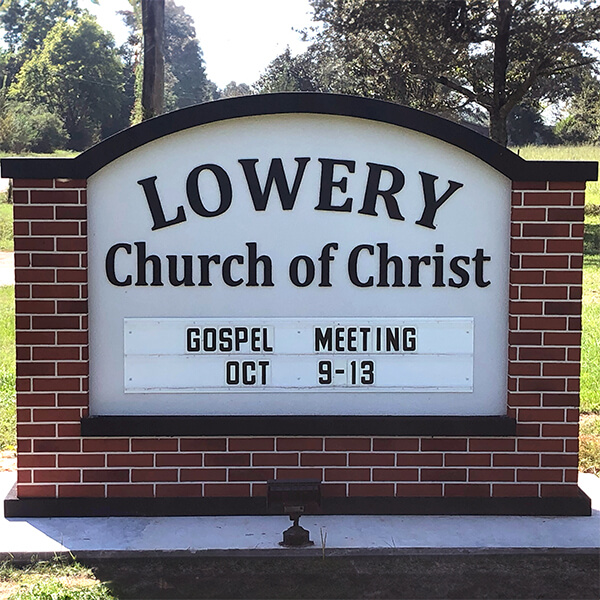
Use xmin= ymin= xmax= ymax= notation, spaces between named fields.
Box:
xmin=267 ymin=479 xmax=322 ymax=547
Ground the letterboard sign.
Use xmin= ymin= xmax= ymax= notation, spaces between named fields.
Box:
xmin=88 ymin=105 xmax=510 ymax=417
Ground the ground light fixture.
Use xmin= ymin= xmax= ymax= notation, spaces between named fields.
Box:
xmin=267 ymin=479 xmax=322 ymax=547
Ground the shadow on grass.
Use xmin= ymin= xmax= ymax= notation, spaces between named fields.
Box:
xmin=585 ymin=254 xmax=600 ymax=269
xmin=584 ymin=223 xmax=600 ymax=256
xmin=85 ymin=554 xmax=600 ymax=600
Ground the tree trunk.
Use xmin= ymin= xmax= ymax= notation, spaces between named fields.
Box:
xmin=141 ymin=0 xmax=165 ymax=121
xmin=490 ymin=0 xmax=512 ymax=145
xmin=489 ymin=107 xmax=509 ymax=147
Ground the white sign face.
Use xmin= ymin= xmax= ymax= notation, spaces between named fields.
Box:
xmin=88 ymin=113 xmax=510 ymax=416
xmin=124 ymin=317 xmax=473 ymax=392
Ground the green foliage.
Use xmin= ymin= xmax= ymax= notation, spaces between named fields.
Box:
xmin=0 ymin=0 xmax=80 ymax=52
xmin=164 ymin=0 xmax=215 ymax=108
xmin=0 ymin=99 xmax=68 ymax=153
xmin=256 ymin=46 xmax=342 ymax=94
xmin=507 ymin=102 xmax=556 ymax=146
xmin=555 ymin=75 xmax=600 ymax=145
xmin=220 ymin=81 xmax=252 ymax=98
xmin=0 ymin=0 xmax=81 ymax=87
xmin=9 ymin=13 xmax=126 ymax=150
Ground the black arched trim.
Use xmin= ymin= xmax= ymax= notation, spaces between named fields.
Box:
xmin=1 ymin=93 xmax=597 ymax=181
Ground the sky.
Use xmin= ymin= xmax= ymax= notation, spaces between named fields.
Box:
xmin=80 ymin=0 xmax=315 ymax=89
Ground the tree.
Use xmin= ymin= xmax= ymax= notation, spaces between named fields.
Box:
xmin=0 ymin=0 xmax=80 ymax=85
xmin=120 ymin=0 xmax=215 ymax=121
xmin=555 ymin=72 xmax=600 ymax=144
xmin=221 ymin=81 xmax=253 ymax=98
xmin=305 ymin=0 xmax=600 ymax=145
xmin=507 ymin=101 xmax=555 ymax=146
xmin=0 ymin=98 xmax=68 ymax=153
xmin=9 ymin=13 xmax=125 ymax=149
xmin=164 ymin=0 xmax=215 ymax=108
xmin=255 ymin=46 xmax=343 ymax=94
xmin=141 ymin=0 xmax=164 ymax=119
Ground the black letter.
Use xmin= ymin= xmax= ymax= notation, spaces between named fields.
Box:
xmin=289 ymin=255 xmax=315 ymax=287
xmin=239 ymin=157 xmax=310 ymax=210
xmin=433 ymin=244 xmax=445 ymax=287
xmin=135 ymin=241 xmax=163 ymax=286
xmin=167 ymin=255 xmax=194 ymax=286
xmin=359 ymin=162 xmax=405 ymax=220
xmin=416 ymin=172 xmax=463 ymax=229
xmin=348 ymin=244 xmax=374 ymax=287
xmin=186 ymin=164 xmax=232 ymax=217
xmin=105 ymin=243 xmax=132 ymax=286
xmin=403 ymin=327 xmax=417 ymax=352
xmin=449 ymin=256 xmax=470 ymax=288
xmin=473 ymin=248 xmax=491 ymax=287
xmin=315 ymin=159 xmax=355 ymax=212
xmin=187 ymin=328 xmax=200 ymax=352
xmin=197 ymin=254 xmax=221 ymax=287
xmin=223 ymin=255 xmax=244 ymax=287
xmin=137 ymin=176 xmax=186 ymax=231
xmin=247 ymin=242 xmax=273 ymax=287
xmin=377 ymin=243 xmax=404 ymax=287
xmin=315 ymin=327 xmax=332 ymax=351
xmin=408 ymin=255 xmax=431 ymax=288
xmin=318 ymin=242 xmax=338 ymax=287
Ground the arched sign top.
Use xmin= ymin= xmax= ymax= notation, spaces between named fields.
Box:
xmin=1 ymin=93 xmax=597 ymax=181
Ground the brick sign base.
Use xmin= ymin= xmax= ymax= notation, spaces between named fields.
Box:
xmin=2 ymin=94 xmax=596 ymax=517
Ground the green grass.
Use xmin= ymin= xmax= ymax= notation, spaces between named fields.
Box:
xmin=0 ymin=203 xmax=13 ymax=251
xmin=513 ymin=145 xmax=600 ymax=205
xmin=0 ymin=150 xmax=78 ymax=159
xmin=0 ymin=557 xmax=115 ymax=600
xmin=582 ymin=256 xmax=600 ymax=414
xmin=0 ymin=286 xmax=15 ymax=451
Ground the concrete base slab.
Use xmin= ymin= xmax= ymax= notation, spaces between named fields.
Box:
xmin=1 ymin=472 xmax=598 ymax=559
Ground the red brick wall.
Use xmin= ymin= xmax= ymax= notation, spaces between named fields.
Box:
xmin=12 ymin=178 xmax=584 ymax=501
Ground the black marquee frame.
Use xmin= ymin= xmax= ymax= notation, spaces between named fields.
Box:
xmin=2 ymin=93 xmax=597 ymax=181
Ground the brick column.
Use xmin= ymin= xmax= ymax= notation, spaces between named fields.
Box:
xmin=12 ymin=178 xmax=90 ymax=498
xmin=507 ymin=181 xmax=584 ymax=497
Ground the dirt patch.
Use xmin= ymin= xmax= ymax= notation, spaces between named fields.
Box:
xmin=87 ymin=553 xmax=600 ymax=600
xmin=0 ymin=253 xmax=14 ymax=286
xmin=0 ymin=450 xmax=15 ymax=472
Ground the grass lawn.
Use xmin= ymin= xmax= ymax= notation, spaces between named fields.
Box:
xmin=582 ymin=255 xmax=600 ymax=414
xmin=0 ymin=286 xmax=15 ymax=453
xmin=0 ymin=557 xmax=114 ymax=600
xmin=0 ymin=204 xmax=13 ymax=251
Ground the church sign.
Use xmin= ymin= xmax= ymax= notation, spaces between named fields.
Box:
xmin=2 ymin=94 xmax=596 ymax=516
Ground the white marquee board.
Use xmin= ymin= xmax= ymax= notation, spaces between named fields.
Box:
xmin=87 ymin=113 xmax=510 ymax=416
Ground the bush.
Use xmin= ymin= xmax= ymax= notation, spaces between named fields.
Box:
xmin=0 ymin=100 xmax=68 ymax=153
